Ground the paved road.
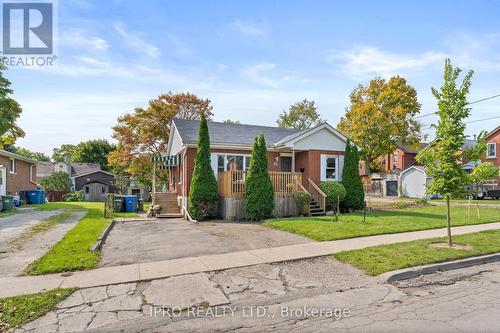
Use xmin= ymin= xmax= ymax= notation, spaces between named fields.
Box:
xmin=16 ymin=258 xmax=500 ymax=332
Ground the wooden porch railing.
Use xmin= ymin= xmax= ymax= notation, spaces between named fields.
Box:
xmin=307 ymin=178 xmax=326 ymax=213
xmin=218 ymin=170 xmax=303 ymax=198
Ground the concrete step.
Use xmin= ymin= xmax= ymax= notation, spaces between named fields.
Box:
xmin=157 ymin=213 xmax=183 ymax=218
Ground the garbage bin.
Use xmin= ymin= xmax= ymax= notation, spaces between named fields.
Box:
xmin=1 ymin=195 xmax=14 ymax=212
xmin=124 ymin=195 xmax=138 ymax=213
xmin=114 ymin=199 xmax=123 ymax=213
xmin=137 ymin=199 xmax=144 ymax=212
xmin=27 ymin=190 xmax=45 ymax=204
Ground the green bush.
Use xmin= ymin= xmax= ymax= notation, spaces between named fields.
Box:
xmin=341 ymin=139 xmax=365 ymax=210
xmin=40 ymin=171 xmax=72 ymax=192
xmin=319 ymin=181 xmax=346 ymax=212
xmin=244 ymin=135 xmax=275 ymax=220
xmin=63 ymin=190 xmax=84 ymax=202
xmin=189 ymin=114 xmax=217 ymax=220
xmin=294 ymin=191 xmax=311 ymax=216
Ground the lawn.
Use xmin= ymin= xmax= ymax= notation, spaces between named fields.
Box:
xmin=264 ymin=205 xmax=500 ymax=241
xmin=0 ymin=289 xmax=75 ymax=330
xmin=334 ymin=229 xmax=500 ymax=276
xmin=24 ymin=201 xmax=139 ymax=275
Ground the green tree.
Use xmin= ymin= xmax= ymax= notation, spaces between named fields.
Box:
xmin=0 ymin=63 xmax=24 ymax=147
xmin=3 ymin=145 xmax=50 ymax=161
xmin=73 ymin=139 xmax=116 ymax=171
xmin=40 ymin=171 xmax=72 ymax=192
xmin=277 ymin=99 xmax=324 ymax=130
xmin=341 ymin=140 xmax=365 ymax=210
xmin=416 ymin=59 xmax=474 ymax=246
xmin=52 ymin=144 xmax=78 ymax=162
xmin=244 ymin=134 xmax=275 ymax=220
xmin=188 ymin=114 xmax=217 ymax=220
xmin=338 ymin=76 xmax=421 ymax=173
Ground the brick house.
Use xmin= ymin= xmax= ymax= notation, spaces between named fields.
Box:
xmin=485 ymin=125 xmax=500 ymax=168
xmin=160 ymin=119 xmax=353 ymax=219
xmin=359 ymin=143 xmax=428 ymax=176
xmin=0 ymin=150 xmax=38 ymax=196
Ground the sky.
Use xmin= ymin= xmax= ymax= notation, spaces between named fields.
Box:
xmin=6 ymin=0 xmax=500 ymax=155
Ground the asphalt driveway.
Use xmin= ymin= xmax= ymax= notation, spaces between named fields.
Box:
xmin=99 ymin=218 xmax=311 ymax=267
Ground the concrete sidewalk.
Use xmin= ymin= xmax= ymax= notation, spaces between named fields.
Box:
xmin=1 ymin=221 xmax=500 ymax=298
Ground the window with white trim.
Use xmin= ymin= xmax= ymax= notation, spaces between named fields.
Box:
xmin=487 ymin=142 xmax=496 ymax=158
xmin=9 ymin=158 xmax=16 ymax=174
xmin=321 ymin=154 xmax=338 ymax=181
xmin=216 ymin=154 xmax=251 ymax=172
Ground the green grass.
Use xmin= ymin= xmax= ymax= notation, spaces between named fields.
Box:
xmin=264 ymin=205 xmax=500 ymax=241
xmin=24 ymin=202 xmax=109 ymax=275
xmin=334 ymin=229 xmax=500 ymax=276
xmin=24 ymin=201 xmax=143 ymax=275
xmin=0 ymin=289 xmax=75 ymax=330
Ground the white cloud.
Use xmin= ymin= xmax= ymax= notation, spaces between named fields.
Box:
xmin=243 ymin=62 xmax=306 ymax=88
xmin=60 ymin=29 xmax=109 ymax=51
xmin=327 ymin=46 xmax=447 ymax=79
xmin=231 ymin=19 xmax=268 ymax=37
xmin=114 ymin=22 xmax=161 ymax=58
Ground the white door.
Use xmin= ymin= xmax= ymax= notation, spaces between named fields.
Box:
xmin=0 ymin=167 xmax=6 ymax=195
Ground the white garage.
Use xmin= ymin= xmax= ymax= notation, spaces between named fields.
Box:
xmin=399 ymin=166 xmax=432 ymax=198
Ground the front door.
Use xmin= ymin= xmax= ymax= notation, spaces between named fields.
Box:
xmin=280 ymin=156 xmax=292 ymax=172
xmin=386 ymin=181 xmax=398 ymax=196
xmin=0 ymin=167 xmax=6 ymax=195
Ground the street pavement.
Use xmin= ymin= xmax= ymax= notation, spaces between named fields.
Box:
xmin=15 ymin=258 xmax=500 ymax=332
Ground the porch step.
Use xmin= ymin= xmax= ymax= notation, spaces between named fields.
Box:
xmin=310 ymin=211 xmax=326 ymax=216
xmin=154 ymin=192 xmax=181 ymax=216
xmin=157 ymin=213 xmax=184 ymax=219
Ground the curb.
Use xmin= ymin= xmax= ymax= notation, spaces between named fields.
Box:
xmin=91 ymin=219 xmax=116 ymax=251
xmin=379 ymin=253 xmax=500 ymax=282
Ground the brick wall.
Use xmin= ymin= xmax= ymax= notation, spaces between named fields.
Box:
xmin=295 ymin=150 xmax=344 ymax=186
xmin=0 ymin=155 xmax=37 ymax=195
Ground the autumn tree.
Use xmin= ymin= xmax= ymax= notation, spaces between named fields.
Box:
xmin=277 ymin=99 xmax=324 ymax=130
xmin=416 ymin=59 xmax=474 ymax=246
xmin=109 ymin=92 xmax=213 ymax=188
xmin=338 ymin=76 xmax=421 ymax=172
xmin=0 ymin=63 xmax=24 ymax=147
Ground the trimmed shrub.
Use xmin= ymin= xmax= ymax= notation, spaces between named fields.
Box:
xmin=244 ymin=134 xmax=275 ymax=220
xmin=63 ymin=190 xmax=84 ymax=202
xmin=294 ymin=191 xmax=311 ymax=216
xmin=341 ymin=139 xmax=365 ymax=210
xmin=189 ymin=114 xmax=217 ymax=220
xmin=319 ymin=181 xmax=346 ymax=212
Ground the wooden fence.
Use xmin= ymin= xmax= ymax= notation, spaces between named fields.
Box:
xmin=218 ymin=170 xmax=303 ymax=198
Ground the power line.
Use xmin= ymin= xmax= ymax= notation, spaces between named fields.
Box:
xmin=467 ymin=93 xmax=500 ymax=105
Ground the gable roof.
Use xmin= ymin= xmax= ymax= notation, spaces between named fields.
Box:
xmin=487 ymin=125 xmax=500 ymax=139
xmin=72 ymin=169 xmax=114 ymax=179
xmin=172 ymin=118 xmax=301 ymax=147
xmin=273 ymin=122 xmax=352 ymax=148
xmin=0 ymin=150 xmax=37 ymax=164
xmin=70 ymin=163 xmax=100 ymax=176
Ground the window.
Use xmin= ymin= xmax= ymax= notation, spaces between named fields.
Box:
xmin=393 ymin=153 xmax=398 ymax=164
xmin=85 ymin=186 xmax=89 ymax=193
xmin=9 ymin=158 xmax=16 ymax=174
xmin=102 ymin=186 xmax=106 ymax=193
xmin=321 ymin=154 xmax=338 ymax=181
xmin=325 ymin=157 xmax=336 ymax=180
xmin=487 ymin=142 xmax=496 ymax=158
xmin=215 ymin=154 xmax=251 ymax=172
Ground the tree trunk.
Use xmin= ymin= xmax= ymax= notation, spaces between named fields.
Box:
xmin=446 ymin=196 xmax=452 ymax=246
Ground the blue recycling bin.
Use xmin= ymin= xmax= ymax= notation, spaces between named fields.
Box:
xmin=124 ymin=195 xmax=138 ymax=213
xmin=27 ymin=190 xmax=46 ymax=204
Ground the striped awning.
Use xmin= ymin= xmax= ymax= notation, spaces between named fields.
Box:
xmin=151 ymin=155 xmax=180 ymax=166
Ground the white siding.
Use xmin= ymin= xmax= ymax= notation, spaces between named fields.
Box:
xmin=400 ymin=168 xmax=427 ymax=198
xmin=293 ymin=128 xmax=346 ymax=151
xmin=169 ymin=129 xmax=184 ymax=156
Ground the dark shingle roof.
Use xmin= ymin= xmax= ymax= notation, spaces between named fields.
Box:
xmin=173 ymin=118 xmax=301 ymax=147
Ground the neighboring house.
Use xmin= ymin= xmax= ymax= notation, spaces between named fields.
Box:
xmin=359 ymin=143 xmax=428 ymax=176
xmin=162 ymin=119 xmax=353 ymax=219
xmin=73 ymin=170 xmax=116 ymax=202
xmin=0 ymin=150 xmax=38 ymax=196
xmin=37 ymin=162 xmax=116 ymax=201
xmin=485 ymin=125 xmax=500 ymax=170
